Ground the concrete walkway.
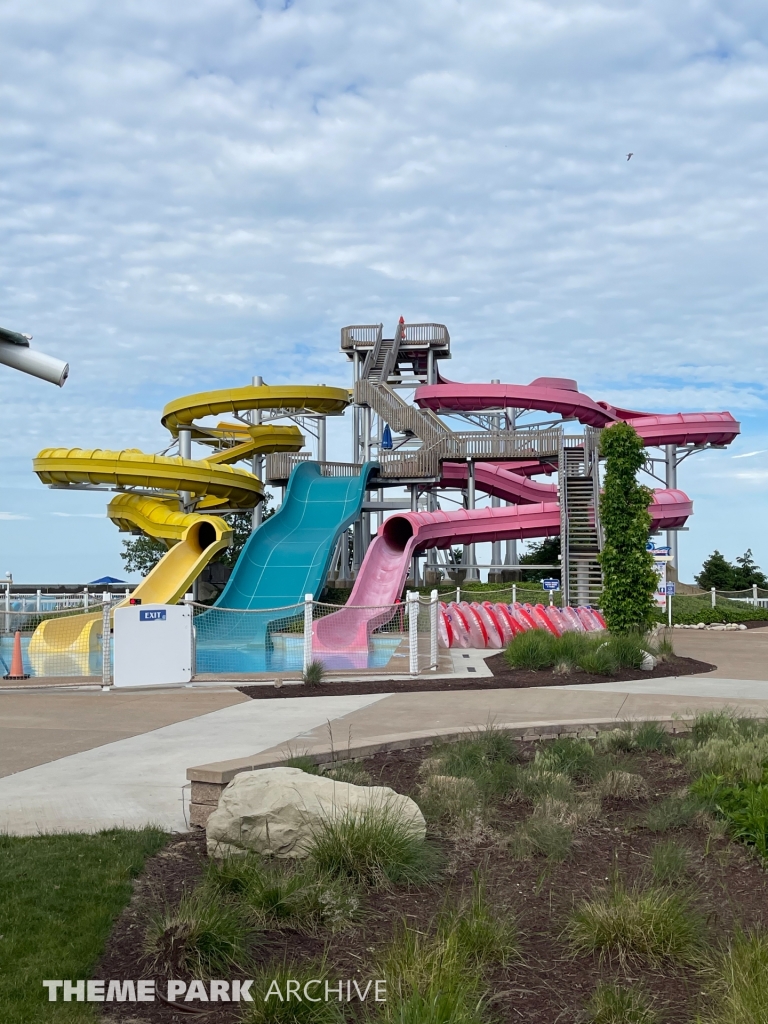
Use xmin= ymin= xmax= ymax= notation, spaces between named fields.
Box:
xmin=0 ymin=693 xmax=386 ymax=835
xmin=3 ymin=628 xmax=768 ymax=837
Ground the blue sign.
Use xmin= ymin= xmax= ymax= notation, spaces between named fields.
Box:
xmin=542 ymin=578 xmax=561 ymax=591
xmin=666 ymin=583 xmax=676 ymax=595
xmin=139 ymin=609 xmax=166 ymax=622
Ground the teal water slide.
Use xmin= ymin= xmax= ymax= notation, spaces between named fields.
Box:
xmin=195 ymin=461 xmax=377 ymax=660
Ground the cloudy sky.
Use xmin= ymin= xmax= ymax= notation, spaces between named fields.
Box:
xmin=1 ymin=0 xmax=767 ymax=583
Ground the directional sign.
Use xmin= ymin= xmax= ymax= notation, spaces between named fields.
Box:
xmin=542 ymin=578 xmax=560 ymax=591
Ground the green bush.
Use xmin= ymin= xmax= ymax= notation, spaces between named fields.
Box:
xmin=697 ymin=930 xmax=768 ymax=1024
xmin=566 ymin=881 xmax=705 ymax=966
xmin=654 ymin=594 xmax=768 ymax=625
xmin=504 ymin=629 xmax=558 ymax=670
xmin=691 ymin=773 xmax=768 ymax=858
xmin=650 ymin=840 xmax=691 ymax=884
xmin=583 ymin=983 xmax=658 ymax=1023
xmin=143 ymin=888 xmax=251 ymax=976
xmin=643 ymin=795 xmax=701 ymax=833
xmin=308 ymin=801 xmax=437 ymax=887
xmin=243 ymin=961 xmax=347 ymax=1023
xmin=303 ymin=659 xmax=326 ymax=686
xmin=431 ymin=727 xmax=518 ymax=799
xmin=533 ymin=737 xmax=598 ymax=782
xmin=205 ymin=855 xmax=359 ymax=932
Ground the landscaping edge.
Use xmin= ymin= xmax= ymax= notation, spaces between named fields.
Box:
xmin=187 ymin=714 xmax=711 ymax=828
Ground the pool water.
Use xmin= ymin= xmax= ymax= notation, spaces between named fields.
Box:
xmin=1 ymin=633 xmax=404 ymax=678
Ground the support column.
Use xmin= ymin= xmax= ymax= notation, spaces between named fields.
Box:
xmin=410 ymin=484 xmax=420 ymax=586
xmin=489 ymin=382 xmax=502 ymax=582
xmin=465 ymin=460 xmax=480 ymax=581
xmin=251 ymin=375 xmax=263 ymax=532
xmin=503 ymin=406 xmax=518 ymax=579
xmin=665 ymin=444 xmax=678 ymax=579
xmin=178 ymin=427 xmax=192 ymax=510
xmin=317 ymin=415 xmax=327 ymax=464
xmin=352 ymin=351 xmax=361 ymax=463
xmin=427 ymin=348 xmax=435 ymax=385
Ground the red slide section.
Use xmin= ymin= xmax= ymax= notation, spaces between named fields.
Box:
xmin=438 ymin=461 xmax=556 ymax=504
xmin=313 ymin=490 xmax=690 ymax=656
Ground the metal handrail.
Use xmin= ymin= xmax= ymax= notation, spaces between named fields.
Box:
xmin=340 ymin=324 xmax=382 ymax=350
xmin=265 ymin=452 xmax=363 ymax=483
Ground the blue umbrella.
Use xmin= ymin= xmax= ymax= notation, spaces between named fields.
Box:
xmin=381 ymin=424 xmax=393 ymax=450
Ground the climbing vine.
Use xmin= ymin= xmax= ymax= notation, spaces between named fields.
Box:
xmin=598 ymin=421 xmax=658 ymax=633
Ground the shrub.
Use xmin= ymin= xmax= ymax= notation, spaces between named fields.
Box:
xmin=309 ymin=801 xmax=436 ymax=887
xmin=566 ymin=882 xmax=704 ymax=966
xmin=143 ymin=889 xmax=251 ymax=976
xmin=417 ymin=774 xmax=481 ymax=828
xmin=283 ymin=755 xmax=321 ymax=775
xmin=605 ymin=633 xmax=645 ymax=670
xmin=583 ymin=982 xmax=658 ymax=1023
xmin=691 ymin=774 xmax=768 ymax=858
xmin=650 ymin=840 xmax=691 ymax=884
xmin=509 ymin=817 xmax=573 ymax=862
xmin=438 ymin=873 xmax=518 ymax=968
xmin=303 ymin=659 xmax=326 ymax=687
xmin=596 ymin=726 xmax=636 ymax=754
xmin=533 ymin=737 xmax=598 ymax=782
xmin=594 ymin=771 xmax=649 ymax=801
xmin=513 ymin=766 xmax=575 ymax=803
xmin=698 ymin=930 xmax=768 ymax=1024
xmin=205 ymin=856 xmax=359 ymax=932
xmin=632 ymin=721 xmax=672 ymax=752
xmin=323 ymin=762 xmax=372 ymax=786
xmin=685 ymin=735 xmax=768 ymax=784
xmin=577 ymin=644 xmax=618 ymax=676
xmin=644 ymin=795 xmax=701 ymax=833
xmin=431 ymin=727 xmax=518 ymax=799
xmin=598 ymin=421 xmax=659 ymax=634
xmin=504 ymin=629 xmax=558 ymax=670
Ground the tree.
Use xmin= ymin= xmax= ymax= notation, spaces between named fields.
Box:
xmin=598 ymin=421 xmax=659 ymax=633
xmin=119 ymin=493 xmax=275 ymax=577
xmin=733 ymin=549 xmax=768 ymax=589
xmin=519 ymin=536 xmax=561 ymax=582
xmin=695 ymin=548 xmax=768 ymax=590
xmin=695 ymin=550 xmax=737 ymax=590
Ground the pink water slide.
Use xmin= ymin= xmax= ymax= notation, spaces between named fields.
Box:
xmin=313 ymin=375 xmax=738 ymax=656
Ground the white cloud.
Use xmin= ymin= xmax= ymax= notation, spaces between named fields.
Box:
xmin=1 ymin=0 xmax=768 ymax=581
xmin=0 ymin=512 xmax=29 ymax=520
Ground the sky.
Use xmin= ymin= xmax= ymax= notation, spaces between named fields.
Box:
xmin=1 ymin=0 xmax=767 ymax=584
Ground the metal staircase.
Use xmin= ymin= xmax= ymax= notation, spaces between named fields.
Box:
xmin=361 ymin=320 xmax=401 ymax=383
xmin=559 ymin=429 xmax=603 ymax=606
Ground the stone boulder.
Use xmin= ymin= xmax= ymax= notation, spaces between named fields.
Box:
xmin=206 ymin=766 xmax=426 ymax=859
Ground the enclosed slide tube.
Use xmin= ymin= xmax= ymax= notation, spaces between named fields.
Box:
xmin=312 ymin=491 xmax=685 ymax=657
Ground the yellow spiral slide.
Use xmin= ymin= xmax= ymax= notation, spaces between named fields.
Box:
xmin=30 ymin=383 xmax=350 ymax=661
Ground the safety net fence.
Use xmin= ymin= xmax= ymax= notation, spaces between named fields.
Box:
xmin=0 ymin=603 xmax=112 ymax=684
xmin=188 ymin=593 xmax=440 ymax=678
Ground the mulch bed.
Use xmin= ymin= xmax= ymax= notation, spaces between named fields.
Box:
xmin=96 ymin=739 xmax=768 ymax=1023
xmin=235 ymin=653 xmax=715 ymax=700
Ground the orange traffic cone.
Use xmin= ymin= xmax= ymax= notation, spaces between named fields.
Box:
xmin=3 ymin=630 xmax=30 ymax=680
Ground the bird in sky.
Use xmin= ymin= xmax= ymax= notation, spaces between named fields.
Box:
xmin=627 ymin=153 xmax=633 ymax=160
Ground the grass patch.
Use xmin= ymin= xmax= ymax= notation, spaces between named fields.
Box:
xmin=323 ymin=762 xmax=372 ymax=786
xmin=583 ymin=982 xmax=658 ymax=1023
xmin=508 ymin=817 xmax=573 ymax=862
xmin=566 ymin=881 xmax=705 ymax=966
xmin=374 ymin=875 xmax=511 ymax=1023
xmin=282 ymin=755 xmax=322 ymax=775
xmin=429 ymin=726 xmax=518 ymax=800
xmin=308 ymin=801 xmax=436 ymax=887
xmin=417 ymin=773 xmax=481 ymax=828
xmin=503 ymin=630 xmax=663 ymax=676
xmin=533 ymin=736 xmax=600 ymax=782
xmin=594 ymin=771 xmax=649 ymax=801
xmin=204 ymin=855 xmax=359 ymax=932
xmin=303 ymin=659 xmax=326 ymax=686
xmin=650 ymin=840 xmax=691 ymax=884
xmin=697 ymin=930 xmax=768 ymax=1024
xmin=0 ymin=827 xmax=167 ymax=1024
xmin=691 ymin=773 xmax=768 ymax=858
xmin=644 ymin=794 xmax=702 ymax=833
xmin=143 ymin=887 xmax=252 ymax=976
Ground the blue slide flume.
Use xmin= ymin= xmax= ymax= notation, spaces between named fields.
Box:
xmin=195 ymin=461 xmax=376 ymax=667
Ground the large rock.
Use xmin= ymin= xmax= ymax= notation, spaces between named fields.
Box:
xmin=206 ymin=766 xmax=426 ymax=859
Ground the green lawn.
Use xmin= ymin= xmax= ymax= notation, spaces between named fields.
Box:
xmin=0 ymin=828 xmax=167 ymax=1023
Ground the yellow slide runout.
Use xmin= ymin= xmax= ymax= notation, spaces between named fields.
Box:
xmin=29 ymin=496 xmax=232 ymax=661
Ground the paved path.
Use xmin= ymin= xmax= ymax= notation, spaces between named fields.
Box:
xmin=673 ymin=628 xmax=768 ymax=680
xmin=0 ymin=694 xmax=386 ymax=835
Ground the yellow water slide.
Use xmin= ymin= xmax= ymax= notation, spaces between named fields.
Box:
xmin=30 ymin=383 xmax=350 ymax=661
